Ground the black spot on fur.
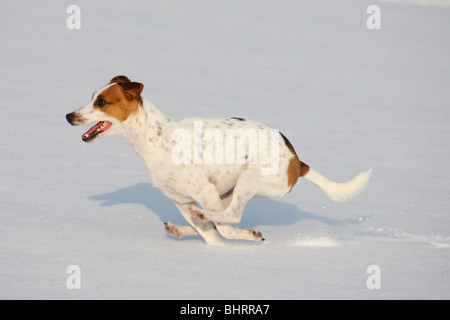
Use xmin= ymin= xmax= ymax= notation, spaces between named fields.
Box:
xmin=280 ymin=132 xmax=294 ymax=150
xmin=156 ymin=121 xmax=162 ymax=136
xmin=230 ymin=117 xmax=246 ymax=121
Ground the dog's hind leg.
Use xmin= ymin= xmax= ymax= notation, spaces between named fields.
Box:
xmin=215 ymin=223 xmax=264 ymax=241
xmin=213 ymin=190 xmax=264 ymax=242
xmin=190 ymin=167 xmax=258 ymax=224
xmin=169 ymin=203 xmax=263 ymax=242
xmin=184 ymin=178 xmax=263 ymax=242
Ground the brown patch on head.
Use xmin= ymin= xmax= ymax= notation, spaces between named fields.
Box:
xmin=93 ymin=82 xmax=143 ymax=122
xmin=109 ymin=75 xmax=131 ymax=83
xmin=118 ymin=81 xmax=143 ymax=102
xmin=280 ymin=132 xmax=310 ymax=192
xmin=108 ymin=74 xmax=143 ymax=106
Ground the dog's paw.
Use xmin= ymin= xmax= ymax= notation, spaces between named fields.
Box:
xmin=164 ymin=222 xmax=182 ymax=238
xmin=188 ymin=207 xmax=209 ymax=222
xmin=246 ymin=228 xmax=265 ymax=242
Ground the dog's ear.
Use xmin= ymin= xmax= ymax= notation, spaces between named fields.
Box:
xmin=110 ymin=75 xmax=131 ymax=84
xmin=118 ymin=81 xmax=144 ymax=100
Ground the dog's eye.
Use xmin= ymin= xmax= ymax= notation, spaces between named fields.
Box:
xmin=95 ymin=97 xmax=108 ymax=107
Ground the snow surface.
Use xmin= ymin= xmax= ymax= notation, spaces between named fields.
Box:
xmin=1 ymin=0 xmax=449 ymax=299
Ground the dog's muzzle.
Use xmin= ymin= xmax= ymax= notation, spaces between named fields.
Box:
xmin=66 ymin=112 xmax=76 ymax=125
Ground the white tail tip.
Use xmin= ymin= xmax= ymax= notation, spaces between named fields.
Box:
xmin=303 ymin=168 xmax=372 ymax=202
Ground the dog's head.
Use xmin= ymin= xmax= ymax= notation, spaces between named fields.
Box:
xmin=66 ymin=75 xmax=143 ymax=143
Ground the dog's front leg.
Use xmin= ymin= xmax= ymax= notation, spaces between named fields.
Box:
xmin=174 ymin=202 xmax=223 ymax=245
xmin=164 ymin=221 xmax=198 ymax=239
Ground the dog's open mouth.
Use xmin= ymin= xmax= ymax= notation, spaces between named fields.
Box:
xmin=82 ymin=121 xmax=112 ymax=142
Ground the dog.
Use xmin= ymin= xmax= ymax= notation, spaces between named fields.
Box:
xmin=66 ymin=75 xmax=372 ymax=245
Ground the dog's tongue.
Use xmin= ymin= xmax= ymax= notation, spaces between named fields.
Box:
xmin=82 ymin=121 xmax=112 ymax=140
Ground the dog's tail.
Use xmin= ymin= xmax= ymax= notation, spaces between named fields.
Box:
xmin=301 ymin=165 xmax=372 ymax=202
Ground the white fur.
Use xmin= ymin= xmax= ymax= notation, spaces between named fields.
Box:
xmin=302 ymin=168 xmax=372 ymax=202
xmin=68 ymin=85 xmax=371 ymax=245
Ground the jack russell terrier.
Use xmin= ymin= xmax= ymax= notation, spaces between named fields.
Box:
xmin=66 ymin=76 xmax=371 ymax=245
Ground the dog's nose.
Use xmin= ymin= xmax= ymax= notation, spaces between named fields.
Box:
xmin=66 ymin=112 xmax=75 ymax=124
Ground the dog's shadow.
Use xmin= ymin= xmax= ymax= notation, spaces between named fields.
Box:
xmin=89 ymin=182 xmax=365 ymax=229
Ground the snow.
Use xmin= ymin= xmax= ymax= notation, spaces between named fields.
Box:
xmin=1 ymin=0 xmax=449 ymax=299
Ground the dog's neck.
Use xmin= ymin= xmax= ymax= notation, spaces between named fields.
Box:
xmin=121 ymin=99 xmax=173 ymax=171
xmin=122 ymin=99 xmax=171 ymax=143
